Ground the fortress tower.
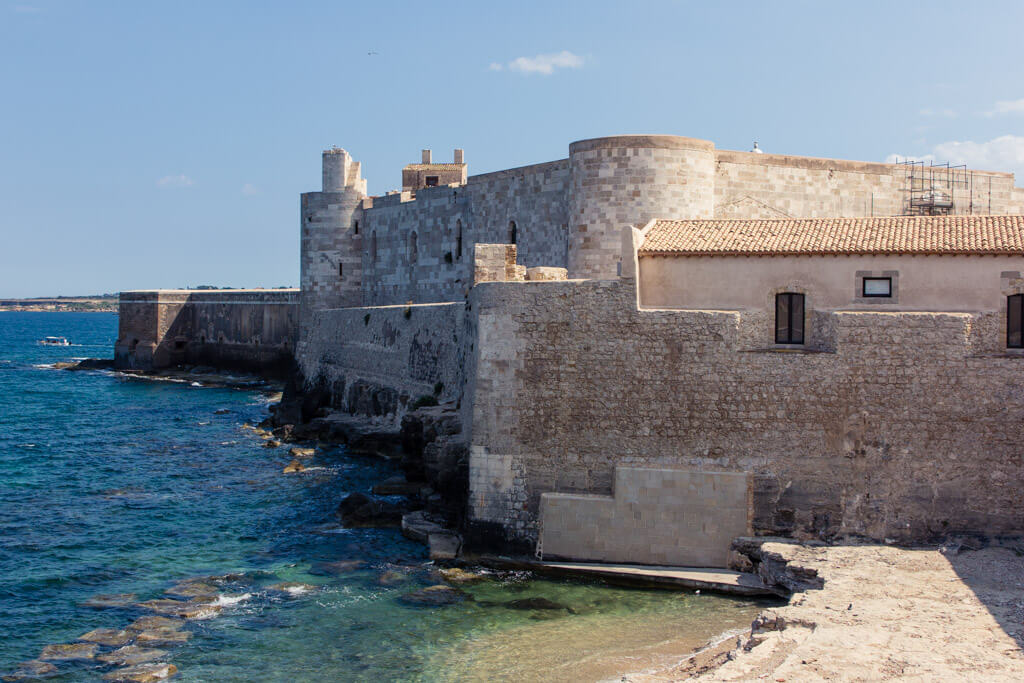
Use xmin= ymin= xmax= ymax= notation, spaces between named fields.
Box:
xmin=299 ymin=148 xmax=367 ymax=340
xmin=568 ymin=135 xmax=715 ymax=279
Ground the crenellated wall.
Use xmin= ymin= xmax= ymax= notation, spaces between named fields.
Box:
xmin=115 ymin=289 xmax=299 ymax=375
xmin=464 ymin=275 xmax=1024 ymax=554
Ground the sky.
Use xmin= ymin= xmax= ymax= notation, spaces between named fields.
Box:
xmin=1 ymin=0 xmax=1023 ymax=297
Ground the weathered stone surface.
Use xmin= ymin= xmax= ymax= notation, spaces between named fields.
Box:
xmin=136 ymin=599 xmax=220 ymax=619
xmin=282 ymin=459 xmax=306 ymax=474
xmin=126 ymin=616 xmax=184 ymax=633
xmin=39 ymin=643 xmax=98 ymax=661
xmin=2 ymin=660 xmax=57 ymax=681
xmin=401 ymin=510 xmax=447 ymax=544
xmin=97 ymin=646 xmax=169 ymax=666
xmin=525 ymin=267 xmax=567 ymax=282
xmin=309 ymin=560 xmax=365 ymax=576
xmin=78 ymin=627 xmax=134 ymax=647
xmin=428 ymin=533 xmax=461 ymax=561
xmin=288 ymin=447 xmax=315 ymax=458
xmin=102 ymin=662 xmax=177 ymax=682
xmin=165 ymin=581 xmax=218 ymax=599
xmin=438 ymin=567 xmax=487 ymax=585
xmin=372 ymin=475 xmax=421 ymax=496
xmin=133 ymin=629 xmax=191 ymax=646
xmin=398 ymin=585 xmax=468 ymax=607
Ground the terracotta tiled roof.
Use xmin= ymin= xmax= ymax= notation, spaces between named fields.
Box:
xmin=403 ymin=163 xmax=466 ymax=171
xmin=638 ymin=215 xmax=1024 ymax=256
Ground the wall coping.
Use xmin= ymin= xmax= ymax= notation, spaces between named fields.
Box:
xmin=570 ymin=135 xmax=715 ymax=154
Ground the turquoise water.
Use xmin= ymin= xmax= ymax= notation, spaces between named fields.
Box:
xmin=0 ymin=312 xmax=770 ymax=682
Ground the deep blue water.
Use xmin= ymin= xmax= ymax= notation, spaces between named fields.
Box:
xmin=0 ymin=313 xmax=767 ymax=682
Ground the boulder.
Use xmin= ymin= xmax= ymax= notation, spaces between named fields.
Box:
xmin=262 ymin=440 xmax=281 ymax=449
xmin=136 ymin=599 xmax=220 ymax=619
xmin=102 ymin=662 xmax=177 ymax=682
xmin=372 ymin=475 xmax=422 ymax=496
xmin=429 ymin=533 xmax=461 ymax=561
xmin=398 ymin=585 xmax=468 ymax=607
xmin=78 ymin=628 xmax=134 ymax=647
xmin=289 ymin=447 xmax=315 ymax=458
xmin=282 ymin=460 xmax=306 ymax=474
xmin=309 ymin=560 xmax=365 ymax=576
xmin=97 ymin=646 xmax=169 ymax=666
xmin=336 ymin=493 xmax=408 ymax=528
xmin=401 ymin=510 xmax=447 ymax=544
xmin=39 ymin=643 xmax=98 ymax=661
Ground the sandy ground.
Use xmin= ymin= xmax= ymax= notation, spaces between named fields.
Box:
xmin=625 ymin=543 xmax=1024 ymax=682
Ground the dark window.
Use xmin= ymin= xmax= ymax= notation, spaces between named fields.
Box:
xmin=353 ymin=220 xmax=359 ymax=235
xmin=425 ymin=176 xmax=439 ymax=187
xmin=410 ymin=232 xmax=418 ymax=264
xmin=456 ymin=220 xmax=463 ymax=260
xmin=1008 ymin=294 xmax=1024 ymax=348
xmin=338 ymin=263 xmax=343 ymax=278
xmin=370 ymin=231 xmax=377 ymax=264
xmin=775 ymin=293 xmax=805 ymax=344
xmin=509 ymin=220 xmax=517 ymax=244
xmin=862 ymin=277 xmax=892 ymax=298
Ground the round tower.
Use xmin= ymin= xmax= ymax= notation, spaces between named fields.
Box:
xmin=300 ymin=148 xmax=367 ymax=342
xmin=568 ymin=135 xmax=715 ymax=280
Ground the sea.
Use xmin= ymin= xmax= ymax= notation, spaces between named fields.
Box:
xmin=0 ymin=312 xmax=773 ymax=682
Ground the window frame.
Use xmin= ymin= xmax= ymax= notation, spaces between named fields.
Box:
xmin=862 ymin=276 xmax=892 ymax=298
xmin=1008 ymin=294 xmax=1024 ymax=349
xmin=775 ymin=292 xmax=806 ymax=345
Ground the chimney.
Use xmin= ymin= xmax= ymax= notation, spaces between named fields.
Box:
xmin=421 ymin=149 xmax=432 ymax=164
xmin=454 ymin=148 xmax=464 ymax=164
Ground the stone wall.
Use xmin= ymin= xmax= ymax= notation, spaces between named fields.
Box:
xmin=356 ymin=160 xmax=571 ymax=306
xmin=115 ymin=290 xmax=299 ymax=375
xmin=298 ymin=301 xmax=469 ymax=417
xmin=465 ymin=275 xmax=1024 ymax=554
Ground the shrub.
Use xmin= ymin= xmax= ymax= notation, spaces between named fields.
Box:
xmin=433 ymin=381 xmax=444 ymax=396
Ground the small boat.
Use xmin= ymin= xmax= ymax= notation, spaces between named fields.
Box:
xmin=39 ymin=336 xmax=70 ymax=346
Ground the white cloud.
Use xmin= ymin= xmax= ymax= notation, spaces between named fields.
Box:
xmin=491 ymin=50 xmax=585 ymax=76
xmin=986 ymin=98 xmax=1024 ymax=117
xmin=156 ymin=174 xmax=194 ymax=188
xmin=241 ymin=183 xmax=258 ymax=196
xmin=887 ymin=135 xmax=1024 ymax=178
xmin=11 ymin=5 xmax=42 ymax=13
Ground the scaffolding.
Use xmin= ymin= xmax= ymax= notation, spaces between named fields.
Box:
xmin=897 ymin=159 xmax=973 ymax=215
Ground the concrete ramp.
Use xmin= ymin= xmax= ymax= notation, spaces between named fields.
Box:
xmin=539 ymin=467 xmax=750 ymax=567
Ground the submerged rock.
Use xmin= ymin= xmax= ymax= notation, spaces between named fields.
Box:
xmin=2 ymin=660 xmax=57 ymax=681
xmin=39 ymin=642 xmax=99 ymax=661
xmin=439 ymin=567 xmax=487 ymax=585
xmin=78 ymin=627 xmax=134 ymax=647
xmin=503 ymin=597 xmax=574 ymax=612
xmin=336 ymin=493 xmax=408 ymax=528
xmin=376 ymin=570 xmax=410 ymax=586
xmin=102 ymin=662 xmax=177 ymax=682
xmin=133 ymin=629 xmax=192 ymax=646
xmin=136 ymin=599 xmax=220 ymax=619
xmin=97 ymin=646 xmax=169 ymax=666
xmin=82 ymin=593 xmax=138 ymax=609
xmin=165 ymin=581 xmax=218 ymax=599
xmin=372 ymin=475 xmax=422 ymax=496
xmin=398 ymin=585 xmax=468 ymax=607
xmin=282 ymin=459 xmax=306 ymax=474
xmin=126 ymin=616 xmax=184 ymax=633
xmin=263 ymin=439 xmax=282 ymax=448
xmin=310 ymin=560 xmax=365 ymax=576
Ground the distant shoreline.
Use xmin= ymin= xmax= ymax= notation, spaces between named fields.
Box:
xmin=0 ymin=299 xmax=117 ymax=313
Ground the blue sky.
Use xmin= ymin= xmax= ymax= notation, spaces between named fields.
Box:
xmin=1 ymin=0 xmax=1023 ymax=297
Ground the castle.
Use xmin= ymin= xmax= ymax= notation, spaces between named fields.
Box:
xmin=117 ymin=134 xmax=1024 ymax=566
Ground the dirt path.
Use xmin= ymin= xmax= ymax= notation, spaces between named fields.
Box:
xmin=627 ymin=543 xmax=1024 ymax=682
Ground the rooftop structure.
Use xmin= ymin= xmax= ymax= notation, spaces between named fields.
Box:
xmin=401 ymin=148 xmax=467 ymax=192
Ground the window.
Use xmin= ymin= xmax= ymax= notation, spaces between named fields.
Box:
xmin=425 ymin=176 xmax=439 ymax=187
xmin=370 ymin=231 xmax=377 ymax=264
xmin=775 ymin=293 xmax=805 ymax=344
xmin=338 ymin=262 xmax=344 ymax=278
xmin=862 ymin=277 xmax=892 ymax=298
xmin=1008 ymin=294 xmax=1024 ymax=348
xmin=353 ymin=220 xmax=359 ymax=235
xmin=456 ymin=220 xmax=463 ymax=260
xmin=409 ymin=232 xmax=418 ymax=264
xmin=508 ymin=220 xmax=517 ymax=244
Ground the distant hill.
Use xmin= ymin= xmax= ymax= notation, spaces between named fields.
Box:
xmin=0 ymin=296 xmax=118 ymax=312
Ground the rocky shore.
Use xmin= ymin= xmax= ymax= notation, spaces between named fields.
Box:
xmin=625 ymin=539 xmax=1024 ymax=681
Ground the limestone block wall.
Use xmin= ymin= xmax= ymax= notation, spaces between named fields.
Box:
xmin=568 ymin=136 xmax=716 ymax=281
xmin=539 ymin=468 xmax=751 ymax=567
xmin=115 ymin=290 xmax=299 ymax=374
xmin=465 ymin=276 xmax=1024 ymax=551
xmin=359 ymin=159 xmax=571 ymax=307
xmin=298 ymin=301 xmax=469 ymax=417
